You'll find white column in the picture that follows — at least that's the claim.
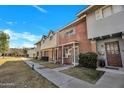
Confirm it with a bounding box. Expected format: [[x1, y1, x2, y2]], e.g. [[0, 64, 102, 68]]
[[62, 46, 64, 64], [73, 43, 76, 66]]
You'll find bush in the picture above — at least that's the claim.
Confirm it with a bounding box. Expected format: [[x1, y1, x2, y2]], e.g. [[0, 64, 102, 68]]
[[41, 56, 49, 61], [79, 52, 98, 68]]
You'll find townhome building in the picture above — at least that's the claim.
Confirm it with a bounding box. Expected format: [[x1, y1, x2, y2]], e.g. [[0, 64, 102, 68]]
[[77, 5, 124, 68], [27, 47, 36, 58], [57, 16, 92, 66], [40, 31, 58, 62], [34, 35, 47, 59], [34, 40, 42, 59]]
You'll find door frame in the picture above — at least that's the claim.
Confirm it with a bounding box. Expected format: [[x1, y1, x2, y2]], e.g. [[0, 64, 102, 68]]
[[105, 40, 122, 67]]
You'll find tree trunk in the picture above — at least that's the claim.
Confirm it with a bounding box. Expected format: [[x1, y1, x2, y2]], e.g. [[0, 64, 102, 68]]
[[2, 53, 4, 58]]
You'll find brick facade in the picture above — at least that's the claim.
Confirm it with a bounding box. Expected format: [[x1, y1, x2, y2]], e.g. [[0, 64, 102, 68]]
[[57, 18, 92, 64]]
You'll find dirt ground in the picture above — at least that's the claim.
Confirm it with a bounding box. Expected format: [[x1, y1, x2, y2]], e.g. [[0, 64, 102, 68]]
[[0, 60, 57, 88]]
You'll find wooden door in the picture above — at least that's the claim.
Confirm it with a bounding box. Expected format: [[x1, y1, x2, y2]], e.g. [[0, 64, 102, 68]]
[[105, 41, 122, 67]]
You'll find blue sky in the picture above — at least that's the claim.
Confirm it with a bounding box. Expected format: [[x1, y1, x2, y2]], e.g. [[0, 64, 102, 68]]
[[0, 5, 87, 48]]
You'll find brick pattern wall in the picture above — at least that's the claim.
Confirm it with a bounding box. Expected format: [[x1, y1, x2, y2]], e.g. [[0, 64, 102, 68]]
[[58, 19, 92, 54]]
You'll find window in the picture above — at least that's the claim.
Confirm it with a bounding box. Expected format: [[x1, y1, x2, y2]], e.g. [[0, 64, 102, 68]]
[[63, 47, 72, 58], [44, 51, 48, 56], [66, 29, 75, 36], [49, 36, 53, 40], [95, 6, 123, 20], [95, 9, 103, 20], [103, 6, 112, 18], [43, 40, 45, 43]]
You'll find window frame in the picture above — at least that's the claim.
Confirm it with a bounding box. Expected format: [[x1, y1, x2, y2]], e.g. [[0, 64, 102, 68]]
[[65, 28, 76, 36], [102, 5, 113, 18]]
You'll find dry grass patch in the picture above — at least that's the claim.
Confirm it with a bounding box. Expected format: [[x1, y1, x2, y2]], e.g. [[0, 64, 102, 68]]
[[0, 61, 57, 88], [42, 63, 63, 69], [30, 59, 63, 69], [61, 67, 104, 84], [0, 57, 23, 65], [29, 59, 48, 64]]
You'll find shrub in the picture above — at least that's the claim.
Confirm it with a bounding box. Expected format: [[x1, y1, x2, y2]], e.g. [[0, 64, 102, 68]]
[[41, 56, 49, 61], [79, 52, 98, 68]]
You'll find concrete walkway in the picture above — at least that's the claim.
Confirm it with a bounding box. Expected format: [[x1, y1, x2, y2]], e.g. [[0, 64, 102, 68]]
[[22, 58, 124, 88], [52, 65, 73, 71], [23, 59, 93, 88], [95, 72, 124, 88]]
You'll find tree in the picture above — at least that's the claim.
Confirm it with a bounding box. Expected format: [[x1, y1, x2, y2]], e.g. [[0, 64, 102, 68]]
[[0, 31, 10, 58], [12, 50, 18, 56], [22, 48, 28, 57]]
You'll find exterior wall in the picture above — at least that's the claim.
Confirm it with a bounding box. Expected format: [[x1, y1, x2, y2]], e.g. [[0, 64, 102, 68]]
[[41, 33, 57, 50], [58, 20, 91, 53], [86, 5, 124, 39], [91, 41, 97, 52], [42, 48, 57, 62], [35, 42, 41, 59], [27, 48, 36, 58], [40, 32, 57, 61], [96, 37, 124, 67], [58, 19, 92, 64]]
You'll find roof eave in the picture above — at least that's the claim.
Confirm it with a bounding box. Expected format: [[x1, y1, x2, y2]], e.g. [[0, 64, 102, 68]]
[[76, 5, 94, 17]]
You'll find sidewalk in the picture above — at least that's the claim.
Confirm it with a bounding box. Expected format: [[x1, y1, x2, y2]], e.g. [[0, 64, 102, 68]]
[[23, 59, 93, 88], [22, 58, 124, 88], [95, 72, 124, 88], [52, 65, 73, 71]]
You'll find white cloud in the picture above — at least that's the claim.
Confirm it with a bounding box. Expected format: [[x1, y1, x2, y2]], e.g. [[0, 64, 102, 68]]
[[32, 5, 47, 13], [3, 29, 41, 48], [4, 29, 41, 42], [21, 42, 34, 48], [6, 21, 17, 25], [10, 42, 34, 48]]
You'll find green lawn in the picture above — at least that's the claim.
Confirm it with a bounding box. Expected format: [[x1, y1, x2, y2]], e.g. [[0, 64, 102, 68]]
[[61, 67, 104, 84]]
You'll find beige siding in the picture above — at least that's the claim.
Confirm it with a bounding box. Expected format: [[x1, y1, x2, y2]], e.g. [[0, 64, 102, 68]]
[[86, 5, 124, 39], [41, 33, 57, 50], [27, 48, 36, 58]]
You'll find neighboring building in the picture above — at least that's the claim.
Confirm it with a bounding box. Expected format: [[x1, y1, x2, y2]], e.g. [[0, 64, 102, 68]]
[[57, 16, 92, 66], [34, 35, 47, 59], [40, 31, 58, 62], [34, 40, 41, 59], [34, 39, 42, 59], [27, 47, 36, 58], [6, 48, 25, 56], [77, 5, 124, 68]]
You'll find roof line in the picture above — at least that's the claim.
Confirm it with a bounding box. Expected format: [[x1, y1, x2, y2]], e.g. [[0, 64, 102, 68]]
[[57, 14, 86, 32], [76, 5, 94, 17]]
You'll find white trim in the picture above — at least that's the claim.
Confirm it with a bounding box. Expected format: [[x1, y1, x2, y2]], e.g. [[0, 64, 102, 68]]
[[62, 46, 64, 64], [58, 41, 79, 47], [76, 5, 94, 17], [73, 43, 76, 66], [57, 15, 86, 32]]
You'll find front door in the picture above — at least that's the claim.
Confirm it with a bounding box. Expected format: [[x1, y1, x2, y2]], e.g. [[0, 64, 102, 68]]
[[105, 41, 122, 67]]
